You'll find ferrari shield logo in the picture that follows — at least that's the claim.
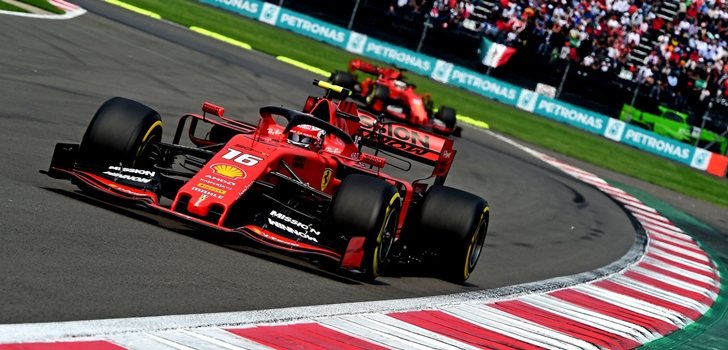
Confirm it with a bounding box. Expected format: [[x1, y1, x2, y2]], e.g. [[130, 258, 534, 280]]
[[321, 168, 333, 191]]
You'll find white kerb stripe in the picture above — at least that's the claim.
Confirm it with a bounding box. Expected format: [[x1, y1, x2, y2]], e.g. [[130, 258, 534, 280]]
[[612, 276, 710, 313], [650, 248, 715, 271], [648, 231, 701, 250], [446, 304, 600, 350], [643, 257, 720, 285], [332, 314, 479, 350], [180, 329, 272, 350], [632, 267, 717, 299], [625, 206, 670, 222], [651, 241, 710, 262], [319, 317, 452, 350], [635, 214, 684, 233], [577, 284, 690, 327], [523, 295, 655, 342], [645, 226, 695, 243], [623, 203, 659, 214], [107, 332, 191, 350]]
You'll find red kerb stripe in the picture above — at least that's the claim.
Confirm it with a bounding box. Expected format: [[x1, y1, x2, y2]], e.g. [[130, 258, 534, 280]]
[[227, 323, 388, 350], [639, 262, 719, 294], [595, 280, 702, 320], [646, 252, 718, 279], [623, 271, 714, 306], [490, 300, 641, 349], [389, 310, 544, 350], [549, 289, 677, 335]]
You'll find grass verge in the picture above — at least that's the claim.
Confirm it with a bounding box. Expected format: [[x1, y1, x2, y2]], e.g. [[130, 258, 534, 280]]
[[17, 0, 64, 14], [0, 1, 28, 12], [120, 0, 728, 207]]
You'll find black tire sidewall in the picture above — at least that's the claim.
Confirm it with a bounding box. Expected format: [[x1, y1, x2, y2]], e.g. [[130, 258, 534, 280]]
[[329, 174, 400, 279], [436, 106, 457, 129], [330, 71, 356, 90], [79, 97, 162, 166]]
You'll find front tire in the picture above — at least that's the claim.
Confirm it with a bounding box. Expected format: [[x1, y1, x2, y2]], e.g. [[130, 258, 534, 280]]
[[329, 174, 401, 281], [79, 97, 162, 166], [435, 106, 457, 130], [419, 186, 489, 283], [329, 71, 356, 90]]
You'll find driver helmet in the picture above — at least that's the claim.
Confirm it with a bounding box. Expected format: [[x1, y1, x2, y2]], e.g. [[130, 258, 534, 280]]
[[287, 125, 324, 150]]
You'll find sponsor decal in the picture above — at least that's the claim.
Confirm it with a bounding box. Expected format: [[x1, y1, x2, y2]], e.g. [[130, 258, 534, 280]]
[[364, 41, 431, 72], [210, 163, 246, 179], [258, 2, 280, 25], [103, 166, 155, 184], [622, 129, 691, 159], [604, 118, 626, 142], [449, 68, 517, 101], [536, 100, 605, 131], [191, 186, 224, 199], [107, 183, 149, 196], [691, 148, 711, 170], [221, 148, 263, 166], [267, 210, 320, 242], [346, 31, 367, 54], [203, 174, 236, 187], [431, 60, 454, 83], [360, 118, 432, 155], [197, 183, 226, 195], [516, 89, 538, 112], [203, 0, 259, 16], [278, 13, 346, 43], [321, 168, 333, 191]]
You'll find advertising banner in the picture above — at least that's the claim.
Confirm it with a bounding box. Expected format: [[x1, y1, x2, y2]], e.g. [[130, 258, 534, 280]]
[[199, 0, 727, 177], [200, 0, 263, 18]]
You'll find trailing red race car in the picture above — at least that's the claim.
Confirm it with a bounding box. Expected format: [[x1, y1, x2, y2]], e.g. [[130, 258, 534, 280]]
[[43, 81, 488, 282], [330, 59, 461, 136]]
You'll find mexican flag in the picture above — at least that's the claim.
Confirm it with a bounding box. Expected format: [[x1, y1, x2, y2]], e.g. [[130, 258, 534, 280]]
[[480, 37, 516, 68]]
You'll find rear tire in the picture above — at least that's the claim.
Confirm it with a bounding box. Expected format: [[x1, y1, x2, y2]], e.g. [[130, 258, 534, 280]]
[[435, 106, 457, 130], [366, 84, 390, 105], [329, 174, 401, 281], [79, 97, 162, 167], [329, 71, 356, 90], [419, 186, 489, 283]]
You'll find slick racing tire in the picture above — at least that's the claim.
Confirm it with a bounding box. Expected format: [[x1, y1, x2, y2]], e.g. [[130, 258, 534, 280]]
[[419, 186, 489, 283], [435, 106, 457, 130], [329, 174, 401, 281], [366, 84, 390, 105], [79, 97, 162, 167], [329, 71, 356, 90]]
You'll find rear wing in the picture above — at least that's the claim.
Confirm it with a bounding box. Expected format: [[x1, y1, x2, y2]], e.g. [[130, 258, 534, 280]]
[[357, 113, 455, 178]]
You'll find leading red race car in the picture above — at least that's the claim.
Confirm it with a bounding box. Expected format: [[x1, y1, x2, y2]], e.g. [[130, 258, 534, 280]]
[[330, 59, 461, 136], [44, 81, 488, 282]]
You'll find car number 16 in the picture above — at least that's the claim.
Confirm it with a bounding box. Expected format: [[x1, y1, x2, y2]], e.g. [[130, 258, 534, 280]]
[[222, 149, 263, 166]]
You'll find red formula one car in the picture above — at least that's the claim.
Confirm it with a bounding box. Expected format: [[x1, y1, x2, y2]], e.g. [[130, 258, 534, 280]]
[[330, 59, 461, 136], [43, 81, 488, 282]]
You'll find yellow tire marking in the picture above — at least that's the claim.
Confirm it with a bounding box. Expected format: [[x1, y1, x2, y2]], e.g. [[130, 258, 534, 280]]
[[106, 0, 161, 19], [372, 192, 401, 277], [276, 56, 330, 77], [142, 120, 163, 143], [463, 206, 489, 279], [189, 26, 252, 50]]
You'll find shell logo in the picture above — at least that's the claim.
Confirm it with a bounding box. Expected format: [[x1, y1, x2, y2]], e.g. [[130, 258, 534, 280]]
[[211, 163, 245, 179]]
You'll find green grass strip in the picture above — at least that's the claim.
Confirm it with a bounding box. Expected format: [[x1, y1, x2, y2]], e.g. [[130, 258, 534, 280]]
[[0, 2, 28, 12], [115, 0, 728, 208], [106, 0, 160, 19], [15, 0, 63, 14]]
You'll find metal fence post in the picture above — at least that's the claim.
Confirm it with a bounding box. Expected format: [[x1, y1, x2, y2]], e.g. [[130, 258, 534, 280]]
[[416, 19, 432, 52], [555, 60, 571, 99], [348, 0, 361, 30]]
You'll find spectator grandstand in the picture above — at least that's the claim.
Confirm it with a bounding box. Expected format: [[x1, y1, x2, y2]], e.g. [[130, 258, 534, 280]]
[[278, 0, 727, 133]]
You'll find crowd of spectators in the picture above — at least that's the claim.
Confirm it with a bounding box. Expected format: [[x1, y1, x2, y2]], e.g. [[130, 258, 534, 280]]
[[389, 0, 728, 108]]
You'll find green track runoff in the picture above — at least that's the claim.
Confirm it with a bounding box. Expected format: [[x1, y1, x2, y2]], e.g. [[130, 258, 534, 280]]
[[118, 0, 728, 208]]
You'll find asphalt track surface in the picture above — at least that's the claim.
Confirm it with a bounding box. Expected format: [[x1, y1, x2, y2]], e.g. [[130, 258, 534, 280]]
[[0, 2, 637, 323]]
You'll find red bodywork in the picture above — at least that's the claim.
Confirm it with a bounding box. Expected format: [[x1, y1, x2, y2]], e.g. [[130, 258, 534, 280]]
[[46, 92, 456, 273], [347, 59, 454, 135]]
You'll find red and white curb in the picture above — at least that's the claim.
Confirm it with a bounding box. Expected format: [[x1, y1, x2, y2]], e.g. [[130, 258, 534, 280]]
[[0, 0, 85, 19], [0, 132, 721, 349]]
